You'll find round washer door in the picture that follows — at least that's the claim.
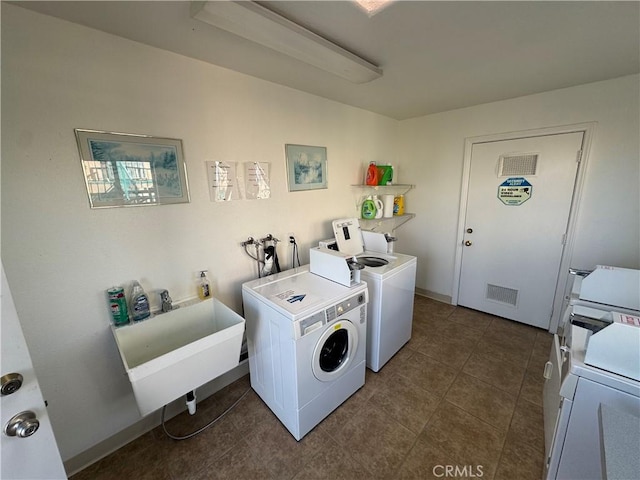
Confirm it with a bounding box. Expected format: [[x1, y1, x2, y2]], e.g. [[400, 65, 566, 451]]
[[312, 320, 359, 382]]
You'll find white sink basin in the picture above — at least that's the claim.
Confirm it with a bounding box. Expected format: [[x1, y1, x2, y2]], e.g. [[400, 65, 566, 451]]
[[111, 297, 245, 416]]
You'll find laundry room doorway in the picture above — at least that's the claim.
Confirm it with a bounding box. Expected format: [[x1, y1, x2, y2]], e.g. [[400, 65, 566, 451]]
[[453, 125, 593, 331]]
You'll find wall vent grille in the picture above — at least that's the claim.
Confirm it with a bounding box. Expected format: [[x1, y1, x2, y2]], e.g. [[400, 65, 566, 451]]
[[486, 284, 519, 307], [499, 154, 538, 176]]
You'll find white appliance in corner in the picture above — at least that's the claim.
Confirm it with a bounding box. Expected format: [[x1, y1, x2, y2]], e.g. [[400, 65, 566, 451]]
[[322, 219, 417, 372], [543, 266, 640, 480]]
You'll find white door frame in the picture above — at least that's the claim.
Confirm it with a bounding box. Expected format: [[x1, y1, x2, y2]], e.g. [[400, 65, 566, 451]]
[[451, 122, 596, 333]]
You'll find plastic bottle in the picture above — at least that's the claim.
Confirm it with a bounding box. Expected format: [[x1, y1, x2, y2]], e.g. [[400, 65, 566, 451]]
[[365, 162, 379, 186], [361, 196, 377, 219], [393, 194, 405, 216], [129, 280, 151, 322], [198, 271, 211, 300], [378, 165, 393, 185], [107, 287, 129, 326], [373, 195, 384, 219]]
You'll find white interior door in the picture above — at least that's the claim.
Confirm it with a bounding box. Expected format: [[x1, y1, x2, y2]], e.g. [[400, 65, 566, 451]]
[[1, 264, 67, 479], [457, 132, 584, 329]]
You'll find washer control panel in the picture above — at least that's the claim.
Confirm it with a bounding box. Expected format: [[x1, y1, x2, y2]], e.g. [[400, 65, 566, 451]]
[[333, 293, 366, 317], [297, 292, 367, 339]]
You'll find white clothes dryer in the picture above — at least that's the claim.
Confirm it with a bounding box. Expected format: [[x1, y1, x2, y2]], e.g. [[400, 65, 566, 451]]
[[325, 218, 417, 372], [242, 265, 368, 441]]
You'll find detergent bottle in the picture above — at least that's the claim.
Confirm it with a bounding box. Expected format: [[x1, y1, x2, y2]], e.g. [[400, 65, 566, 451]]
[[393, 194, 405, 216], [365, 162, 379, 186], [361, 196, 377, 219], [373, 195, 384, 219]]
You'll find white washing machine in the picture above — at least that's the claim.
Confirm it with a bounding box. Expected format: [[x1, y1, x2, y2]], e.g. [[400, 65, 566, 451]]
[[242, 265, 368, 441], [317, 218, 417, 372]]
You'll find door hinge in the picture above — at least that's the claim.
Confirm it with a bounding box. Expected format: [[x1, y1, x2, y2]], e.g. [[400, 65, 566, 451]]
[[576, 149, 583, 163], [561, 233, 567, 245]]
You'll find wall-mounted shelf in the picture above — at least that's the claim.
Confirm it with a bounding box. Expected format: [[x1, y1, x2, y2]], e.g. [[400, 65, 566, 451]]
[[360, 213, 416, 232], [351, 184, 414, 195], [351, 184, 415, 232]]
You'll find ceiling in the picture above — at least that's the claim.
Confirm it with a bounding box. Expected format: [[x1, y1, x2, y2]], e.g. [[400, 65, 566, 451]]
[[13, 1, 640, 120]]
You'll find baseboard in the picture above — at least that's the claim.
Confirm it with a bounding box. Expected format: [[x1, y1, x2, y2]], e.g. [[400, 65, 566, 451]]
[[415, 287, 452, 305], [64, 361, 249, 477]]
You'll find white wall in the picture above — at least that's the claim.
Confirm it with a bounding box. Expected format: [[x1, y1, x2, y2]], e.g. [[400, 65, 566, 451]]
[[1, 5, 399, 464], [397, 75, 640, 299]]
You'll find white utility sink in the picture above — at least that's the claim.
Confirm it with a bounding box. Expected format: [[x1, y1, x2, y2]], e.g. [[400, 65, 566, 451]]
[[111, 297, 245, 416]]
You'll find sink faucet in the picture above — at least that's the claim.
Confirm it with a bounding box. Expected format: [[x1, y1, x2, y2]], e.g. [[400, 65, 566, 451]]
[[160, 290, 173, 312]]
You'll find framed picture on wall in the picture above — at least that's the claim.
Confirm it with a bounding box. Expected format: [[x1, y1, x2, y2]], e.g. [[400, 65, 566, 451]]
[[75, 129, 190, 208], [285, 144, 328, 192]]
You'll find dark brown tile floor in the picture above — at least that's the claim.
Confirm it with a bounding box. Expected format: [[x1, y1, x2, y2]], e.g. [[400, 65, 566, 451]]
[[71, 296, 551, 480]]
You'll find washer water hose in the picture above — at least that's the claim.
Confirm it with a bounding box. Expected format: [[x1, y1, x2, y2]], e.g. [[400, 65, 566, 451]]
[[242, 234, 282, 278], [241, 237, 263, 277], [260, 234, 281, 277], [262, 244, 281, 276], [290, 235, 301, 268]]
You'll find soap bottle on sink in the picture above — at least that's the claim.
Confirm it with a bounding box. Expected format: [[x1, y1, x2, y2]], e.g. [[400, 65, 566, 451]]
[[198, 270, 211, 300]]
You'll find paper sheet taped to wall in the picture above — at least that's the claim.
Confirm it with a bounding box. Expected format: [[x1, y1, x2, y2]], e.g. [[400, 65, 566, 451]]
[[206, 161, 239, 201], [244, 162, 271, 200]]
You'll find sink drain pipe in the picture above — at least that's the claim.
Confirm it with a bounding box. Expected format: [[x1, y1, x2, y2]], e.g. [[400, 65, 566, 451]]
[[186, 391, 197, 415]]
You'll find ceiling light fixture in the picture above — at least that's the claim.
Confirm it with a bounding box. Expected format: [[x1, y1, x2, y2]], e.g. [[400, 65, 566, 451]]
[[190, 1, 383, 84], [354, 0, 396, 17]]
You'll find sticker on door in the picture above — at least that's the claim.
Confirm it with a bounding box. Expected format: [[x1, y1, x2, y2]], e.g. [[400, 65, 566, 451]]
[[497, 177, 532, 205]]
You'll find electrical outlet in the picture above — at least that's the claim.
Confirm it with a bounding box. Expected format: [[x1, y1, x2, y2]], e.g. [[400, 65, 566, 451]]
[[287, 232, 296, 244]]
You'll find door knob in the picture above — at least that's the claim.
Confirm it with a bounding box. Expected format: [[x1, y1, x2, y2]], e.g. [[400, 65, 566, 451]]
[[4, 411, 40, 438], [1, 373, 23, 396], [464, 240, 472, 246]]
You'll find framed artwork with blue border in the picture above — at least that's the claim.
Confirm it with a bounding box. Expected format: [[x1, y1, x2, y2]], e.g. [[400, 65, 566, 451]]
[[285, 144, 328, 192]]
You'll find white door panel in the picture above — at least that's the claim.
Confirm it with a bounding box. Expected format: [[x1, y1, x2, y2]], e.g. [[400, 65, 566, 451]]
[[458, 132, 583, 329], [1, 264, 67, 479]]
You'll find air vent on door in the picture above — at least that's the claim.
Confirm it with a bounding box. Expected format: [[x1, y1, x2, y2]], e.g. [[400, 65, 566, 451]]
[[486, 283, 518, 307], [499, 153, 538, 176]]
